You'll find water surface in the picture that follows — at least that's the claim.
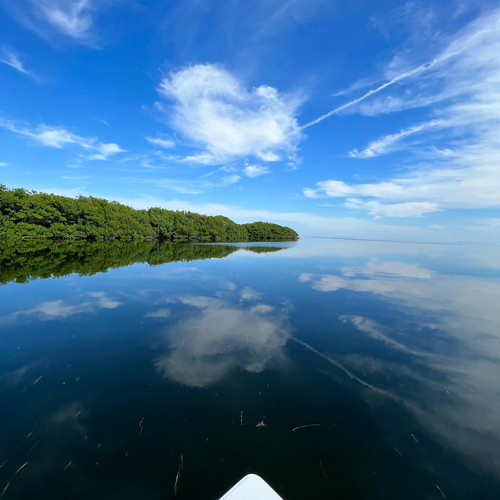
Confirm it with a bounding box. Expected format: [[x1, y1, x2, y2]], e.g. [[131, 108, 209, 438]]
[[1, 238, 500, 499]]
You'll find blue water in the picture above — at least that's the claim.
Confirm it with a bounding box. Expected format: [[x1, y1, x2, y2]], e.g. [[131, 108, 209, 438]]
[[1, 238, 499, 499]]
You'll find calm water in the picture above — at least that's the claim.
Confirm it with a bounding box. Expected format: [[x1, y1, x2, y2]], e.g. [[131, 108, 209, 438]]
[[1, 238, 500, 499]]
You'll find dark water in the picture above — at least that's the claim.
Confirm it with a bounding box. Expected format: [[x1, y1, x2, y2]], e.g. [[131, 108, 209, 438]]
[[1, 238, 500, 500]]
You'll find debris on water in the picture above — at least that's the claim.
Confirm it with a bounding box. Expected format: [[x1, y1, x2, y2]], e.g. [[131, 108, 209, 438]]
[[0, 481, 11, 499], [394, 447, 402, 456], [436, 485, 447, 499], [411, 434, 418, 444], [0, 461, 6, 469], [64, 461, 72, 471], [27, 442, 39, 455], [256, 421, 267, 427], [139, 417, 145, 434], [32, 376, 43, 385], [75, 410, 82, 417], [240, 411, 243, 426], [292, 424, 320, 432], [97, 444, 101, 449], [14, 462, 28, 475], [173, 455, 183, 496], [320, 460, 328, 479]]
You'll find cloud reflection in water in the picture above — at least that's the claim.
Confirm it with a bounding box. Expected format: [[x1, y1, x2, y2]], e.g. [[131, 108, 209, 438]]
[[300, 261, 500, 475], [155, 294, 291, 387]]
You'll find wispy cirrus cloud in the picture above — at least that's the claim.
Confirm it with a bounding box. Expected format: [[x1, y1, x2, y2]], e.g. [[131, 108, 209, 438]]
[[145, 136, 175, 149], [4, 0, 115, 45], [156, 64, 303, 166], [303, 7, 500, 217], [348, 119, 446, 158], [344, 199, 439, 218], [128, 174, 241, 195], [0, 46, 31, 76], [0, 118, 124, 160]]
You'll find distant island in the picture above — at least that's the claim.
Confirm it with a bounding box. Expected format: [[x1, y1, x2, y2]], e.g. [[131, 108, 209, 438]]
[[0, 185, 298, 242]]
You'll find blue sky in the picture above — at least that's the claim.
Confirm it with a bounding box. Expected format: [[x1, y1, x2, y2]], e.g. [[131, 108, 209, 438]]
[[1, 0, 499, 241]]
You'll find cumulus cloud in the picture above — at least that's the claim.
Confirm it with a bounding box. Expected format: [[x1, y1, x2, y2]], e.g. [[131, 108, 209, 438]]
[[244, 164, 270, 178], [0, 118, 124, 160], [157, 64, 303, 165]]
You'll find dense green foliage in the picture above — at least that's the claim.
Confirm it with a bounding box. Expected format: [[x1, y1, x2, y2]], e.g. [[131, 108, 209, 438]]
[[0, 186, 298, 242], [0, 240, 289, 285]]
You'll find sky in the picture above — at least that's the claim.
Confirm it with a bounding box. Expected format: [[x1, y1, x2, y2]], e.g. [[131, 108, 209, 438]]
[[0, 0, 499, 242]]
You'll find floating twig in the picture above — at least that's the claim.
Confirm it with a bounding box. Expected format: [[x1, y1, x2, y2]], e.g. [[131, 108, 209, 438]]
[[292, 424, 320, 432], [64, 461, 72, 471], [75, 410, 82, 418], [15, 462, 28, 475], [32, 376, 43, 385], [256, 421, 267, 428], [411, 434, 418, 444], [394, 447, 402, 456], [27, 442, 39, 456], [173, 455, 183, 496], [319, 460, 328, 479], [436, 485, 446, 499], [0, 481, 11, 499], [0, 461, 6, 469], [240, 411, 243, 426]]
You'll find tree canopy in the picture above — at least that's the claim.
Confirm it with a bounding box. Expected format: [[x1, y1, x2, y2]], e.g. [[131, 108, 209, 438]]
[[0, 186, 299, 242]]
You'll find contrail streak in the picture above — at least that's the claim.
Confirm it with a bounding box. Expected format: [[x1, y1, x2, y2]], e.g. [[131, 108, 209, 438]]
[[300, 50, 459, 130]]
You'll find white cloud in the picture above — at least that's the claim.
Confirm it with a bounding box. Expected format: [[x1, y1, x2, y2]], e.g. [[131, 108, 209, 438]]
[[157, 64, 303, 165], [87, 142, 125, 161], [146, 136, 175, 149], [39, 0, 93, 39], [344, 199, 439, 217], [0, 119, 124, 160], [6, 0, 95, 42], [348, 120, 445, 158], [256, 151, 281, 162], [303, 8, 500, 217], [244, 164, 270, 178], [0, 162, 8, 167], [129, 174, 241, 195], [0, 46, 30, 75]]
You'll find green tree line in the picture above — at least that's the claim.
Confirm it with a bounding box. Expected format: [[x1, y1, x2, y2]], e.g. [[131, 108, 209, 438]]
[[0, 240, 289, 285], [0, 186, 299, 242]]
